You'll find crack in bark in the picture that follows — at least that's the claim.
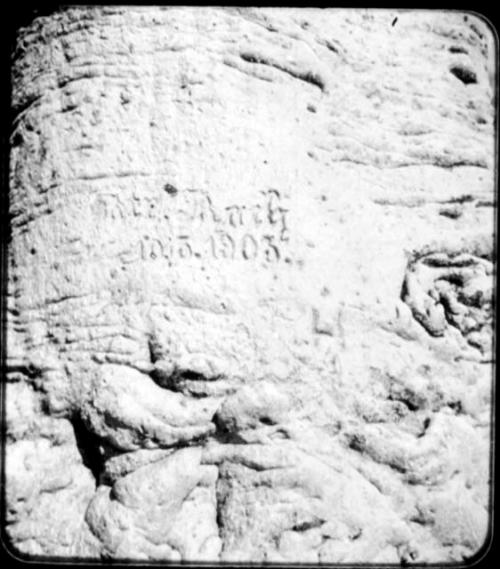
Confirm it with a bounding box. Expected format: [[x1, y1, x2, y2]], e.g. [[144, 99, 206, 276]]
[[239, 51, 326, 91], [70, 413, 107, 487]]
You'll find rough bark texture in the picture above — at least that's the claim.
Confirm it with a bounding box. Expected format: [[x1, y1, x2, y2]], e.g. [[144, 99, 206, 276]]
[[5, 7, 495, 563]]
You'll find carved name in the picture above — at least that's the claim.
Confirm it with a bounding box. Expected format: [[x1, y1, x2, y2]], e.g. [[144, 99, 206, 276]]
[[94, 188, 291, 264]]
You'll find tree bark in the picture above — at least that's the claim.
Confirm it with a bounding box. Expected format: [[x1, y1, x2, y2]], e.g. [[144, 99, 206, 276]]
[[5, 6, 495, 563]]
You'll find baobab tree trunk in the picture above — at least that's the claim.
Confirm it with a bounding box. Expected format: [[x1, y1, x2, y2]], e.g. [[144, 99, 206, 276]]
[[5, 6, 495, 563]]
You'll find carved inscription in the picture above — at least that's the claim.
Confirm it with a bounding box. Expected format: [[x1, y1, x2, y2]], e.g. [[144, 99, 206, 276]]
[[138, 232, 283, 263], [95, 189, 291, 264]]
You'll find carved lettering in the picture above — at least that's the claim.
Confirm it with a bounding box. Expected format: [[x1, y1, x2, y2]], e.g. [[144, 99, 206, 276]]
[[263, 234, 280, 262], [226, 205, 246, 227], [97, 187, 291, 264], [242, 234, 258, 260], [94, 194, 125, 219], [149, 238, 165, 260], [177, 235, 193, 259]]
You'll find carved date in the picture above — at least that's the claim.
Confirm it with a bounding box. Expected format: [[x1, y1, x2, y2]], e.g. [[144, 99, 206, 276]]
[[139, 232, 285, 263]]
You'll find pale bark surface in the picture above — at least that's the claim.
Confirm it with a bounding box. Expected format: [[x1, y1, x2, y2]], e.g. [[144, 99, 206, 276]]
[[5, 7, 495, 563]]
